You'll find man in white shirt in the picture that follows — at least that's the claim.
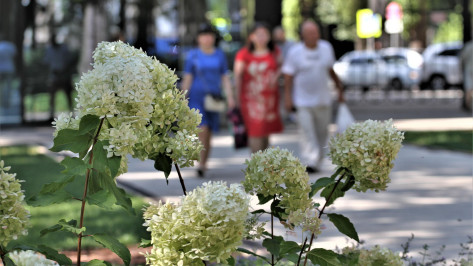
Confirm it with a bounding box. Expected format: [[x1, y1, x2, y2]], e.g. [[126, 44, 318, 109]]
[[282, 20, 344, 173]]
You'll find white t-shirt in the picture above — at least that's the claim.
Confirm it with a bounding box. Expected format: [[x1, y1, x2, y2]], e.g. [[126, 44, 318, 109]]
[[281, 40, 335, 107]]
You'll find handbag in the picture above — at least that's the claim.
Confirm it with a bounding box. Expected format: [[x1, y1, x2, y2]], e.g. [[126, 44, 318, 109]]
[[336, 103, 355, 134], [204, 94, 226, 113], [227, 108, 248, 149]]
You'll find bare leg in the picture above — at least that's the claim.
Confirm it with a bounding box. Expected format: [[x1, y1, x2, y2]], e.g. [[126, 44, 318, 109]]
[[198, 126, 212, 171], [249, 136, 269, 153]]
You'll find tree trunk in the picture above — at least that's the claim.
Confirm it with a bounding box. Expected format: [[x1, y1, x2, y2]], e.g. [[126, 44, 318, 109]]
[[134, 0, 154, 52], [178, 0, 207, 47], [79, 0, 109, 74], [463, 0, 472, 43], [254, 0, 282, 29]]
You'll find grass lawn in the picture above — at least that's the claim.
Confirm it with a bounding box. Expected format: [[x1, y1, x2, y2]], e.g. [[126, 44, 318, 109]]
[[0, 146, 150, 251], [403, 130, 472, 154]]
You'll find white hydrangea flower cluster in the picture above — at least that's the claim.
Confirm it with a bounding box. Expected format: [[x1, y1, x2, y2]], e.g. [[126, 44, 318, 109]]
[[342, 245, 403, 266], [243, 148, 312, 224], [286, 208, 322, 235], [143, 181, 250, 265], [0, 161, 30, 247], [53, 41, 202, 167], [8, 250, 58, 266], [329, 119, 404, 192], [52, 112, 79, 137]]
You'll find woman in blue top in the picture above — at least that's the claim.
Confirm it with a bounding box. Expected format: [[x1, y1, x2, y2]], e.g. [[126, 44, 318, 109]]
[[181, 24, 235, 177]]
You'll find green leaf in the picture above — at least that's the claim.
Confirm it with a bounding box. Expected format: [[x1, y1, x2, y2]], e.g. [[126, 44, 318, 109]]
[[3, 255, 15, 266], [331, 167, 345, 179], [251, 209, 268, 214], [139, 239, 152, 248], [61, 157, 88, 176], [320, 182, 345, 207], [92, 140, 121, 177], [28, 190, 73, 206], [87, 190, 115, 210], [92, 234, 131, 266], [50, 114, 101, 157], [341, 175, 355, 192], [39, 175, 75, 194], [50, 128, 92, 154], [327, 213, 359, 242], [226, 256, 236, 266], [306, 248, 341, 266], [108, 155, 121, 178], [257, 193, 274, 205], [77, 114, 101, 135], [86, 259, 113, 266], [36, 245, 73, 266], [237, 248, 270, 263], [263, 237, 282, 258], [40, 219, 85, 237], [88, 169, 134, 214], [270, 199, 286, 221], [286, 253, 301, 264], [310, 177, 336, 198], [153, 153, 173, 182], [280, 241, 301, 256]]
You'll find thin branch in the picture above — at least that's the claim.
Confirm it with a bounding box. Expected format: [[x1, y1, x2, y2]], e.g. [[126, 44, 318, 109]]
[[297, 238, 308, 265], [77, 117, 105, 265], [174, 163, 187, 196], [302, 173, 345, 266]]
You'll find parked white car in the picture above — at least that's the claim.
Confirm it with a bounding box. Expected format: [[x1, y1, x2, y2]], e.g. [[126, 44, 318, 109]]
[[421, 41, 463, 90], [378, 47, 423, 90], [333, 50, 388, 91], [333, 48, 423, 91]]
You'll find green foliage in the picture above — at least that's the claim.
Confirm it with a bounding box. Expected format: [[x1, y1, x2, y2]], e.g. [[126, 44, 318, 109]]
[[86, 260, 112, 266], [1, 146, 149, 250], [237, 248, 270, 263], [306, 248, 341, 266], [91, 234, 131, 266], [434, 10, 463, 43], [404, 130, 472, 154], [263, 236, 284, 258], [310, 177, 335, 198], [50, 114, 100, 157], [282, 0, 302, 40], [152, 153, 173, 182], [40, 219, 85, 237], [327, 213, 359, 242], [316, 0, 367, 40]]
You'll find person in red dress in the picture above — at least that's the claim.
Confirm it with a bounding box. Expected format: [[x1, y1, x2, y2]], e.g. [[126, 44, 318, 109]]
[[233, 23, 283, 153]]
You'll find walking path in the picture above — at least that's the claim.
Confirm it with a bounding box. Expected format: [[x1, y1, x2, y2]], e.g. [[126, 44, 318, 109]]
[[0, 117, 472, 261]]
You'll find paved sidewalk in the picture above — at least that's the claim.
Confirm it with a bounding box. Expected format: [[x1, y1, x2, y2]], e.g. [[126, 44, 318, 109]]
[[0, 118, 472, 261]]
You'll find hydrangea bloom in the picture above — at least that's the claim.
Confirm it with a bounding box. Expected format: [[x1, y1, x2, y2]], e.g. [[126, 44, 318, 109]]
[[342, 245, 403, 266], [53, 41, 202, 168], [243, 148, 312, 222], [0, 161, 30, 246], [143, 181, 250, 265], [8, 250, 58, 266], [286, 208, 322, 235], [52, 113, 79, 137], [329, 119, 404, 192]]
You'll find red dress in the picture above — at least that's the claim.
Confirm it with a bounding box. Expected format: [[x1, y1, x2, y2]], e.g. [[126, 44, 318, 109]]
[[235, 47, 283, 137]]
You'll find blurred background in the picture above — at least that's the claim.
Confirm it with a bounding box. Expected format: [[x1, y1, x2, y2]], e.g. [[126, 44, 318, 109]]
[[0, 0, 471, 124]]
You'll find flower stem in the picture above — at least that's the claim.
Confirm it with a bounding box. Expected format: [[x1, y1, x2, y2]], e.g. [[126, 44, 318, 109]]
[[297, 237, 308, 265], [300, 173, 345, 266], [174, 163, 187, 196], [77, 117, 105, 265]]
